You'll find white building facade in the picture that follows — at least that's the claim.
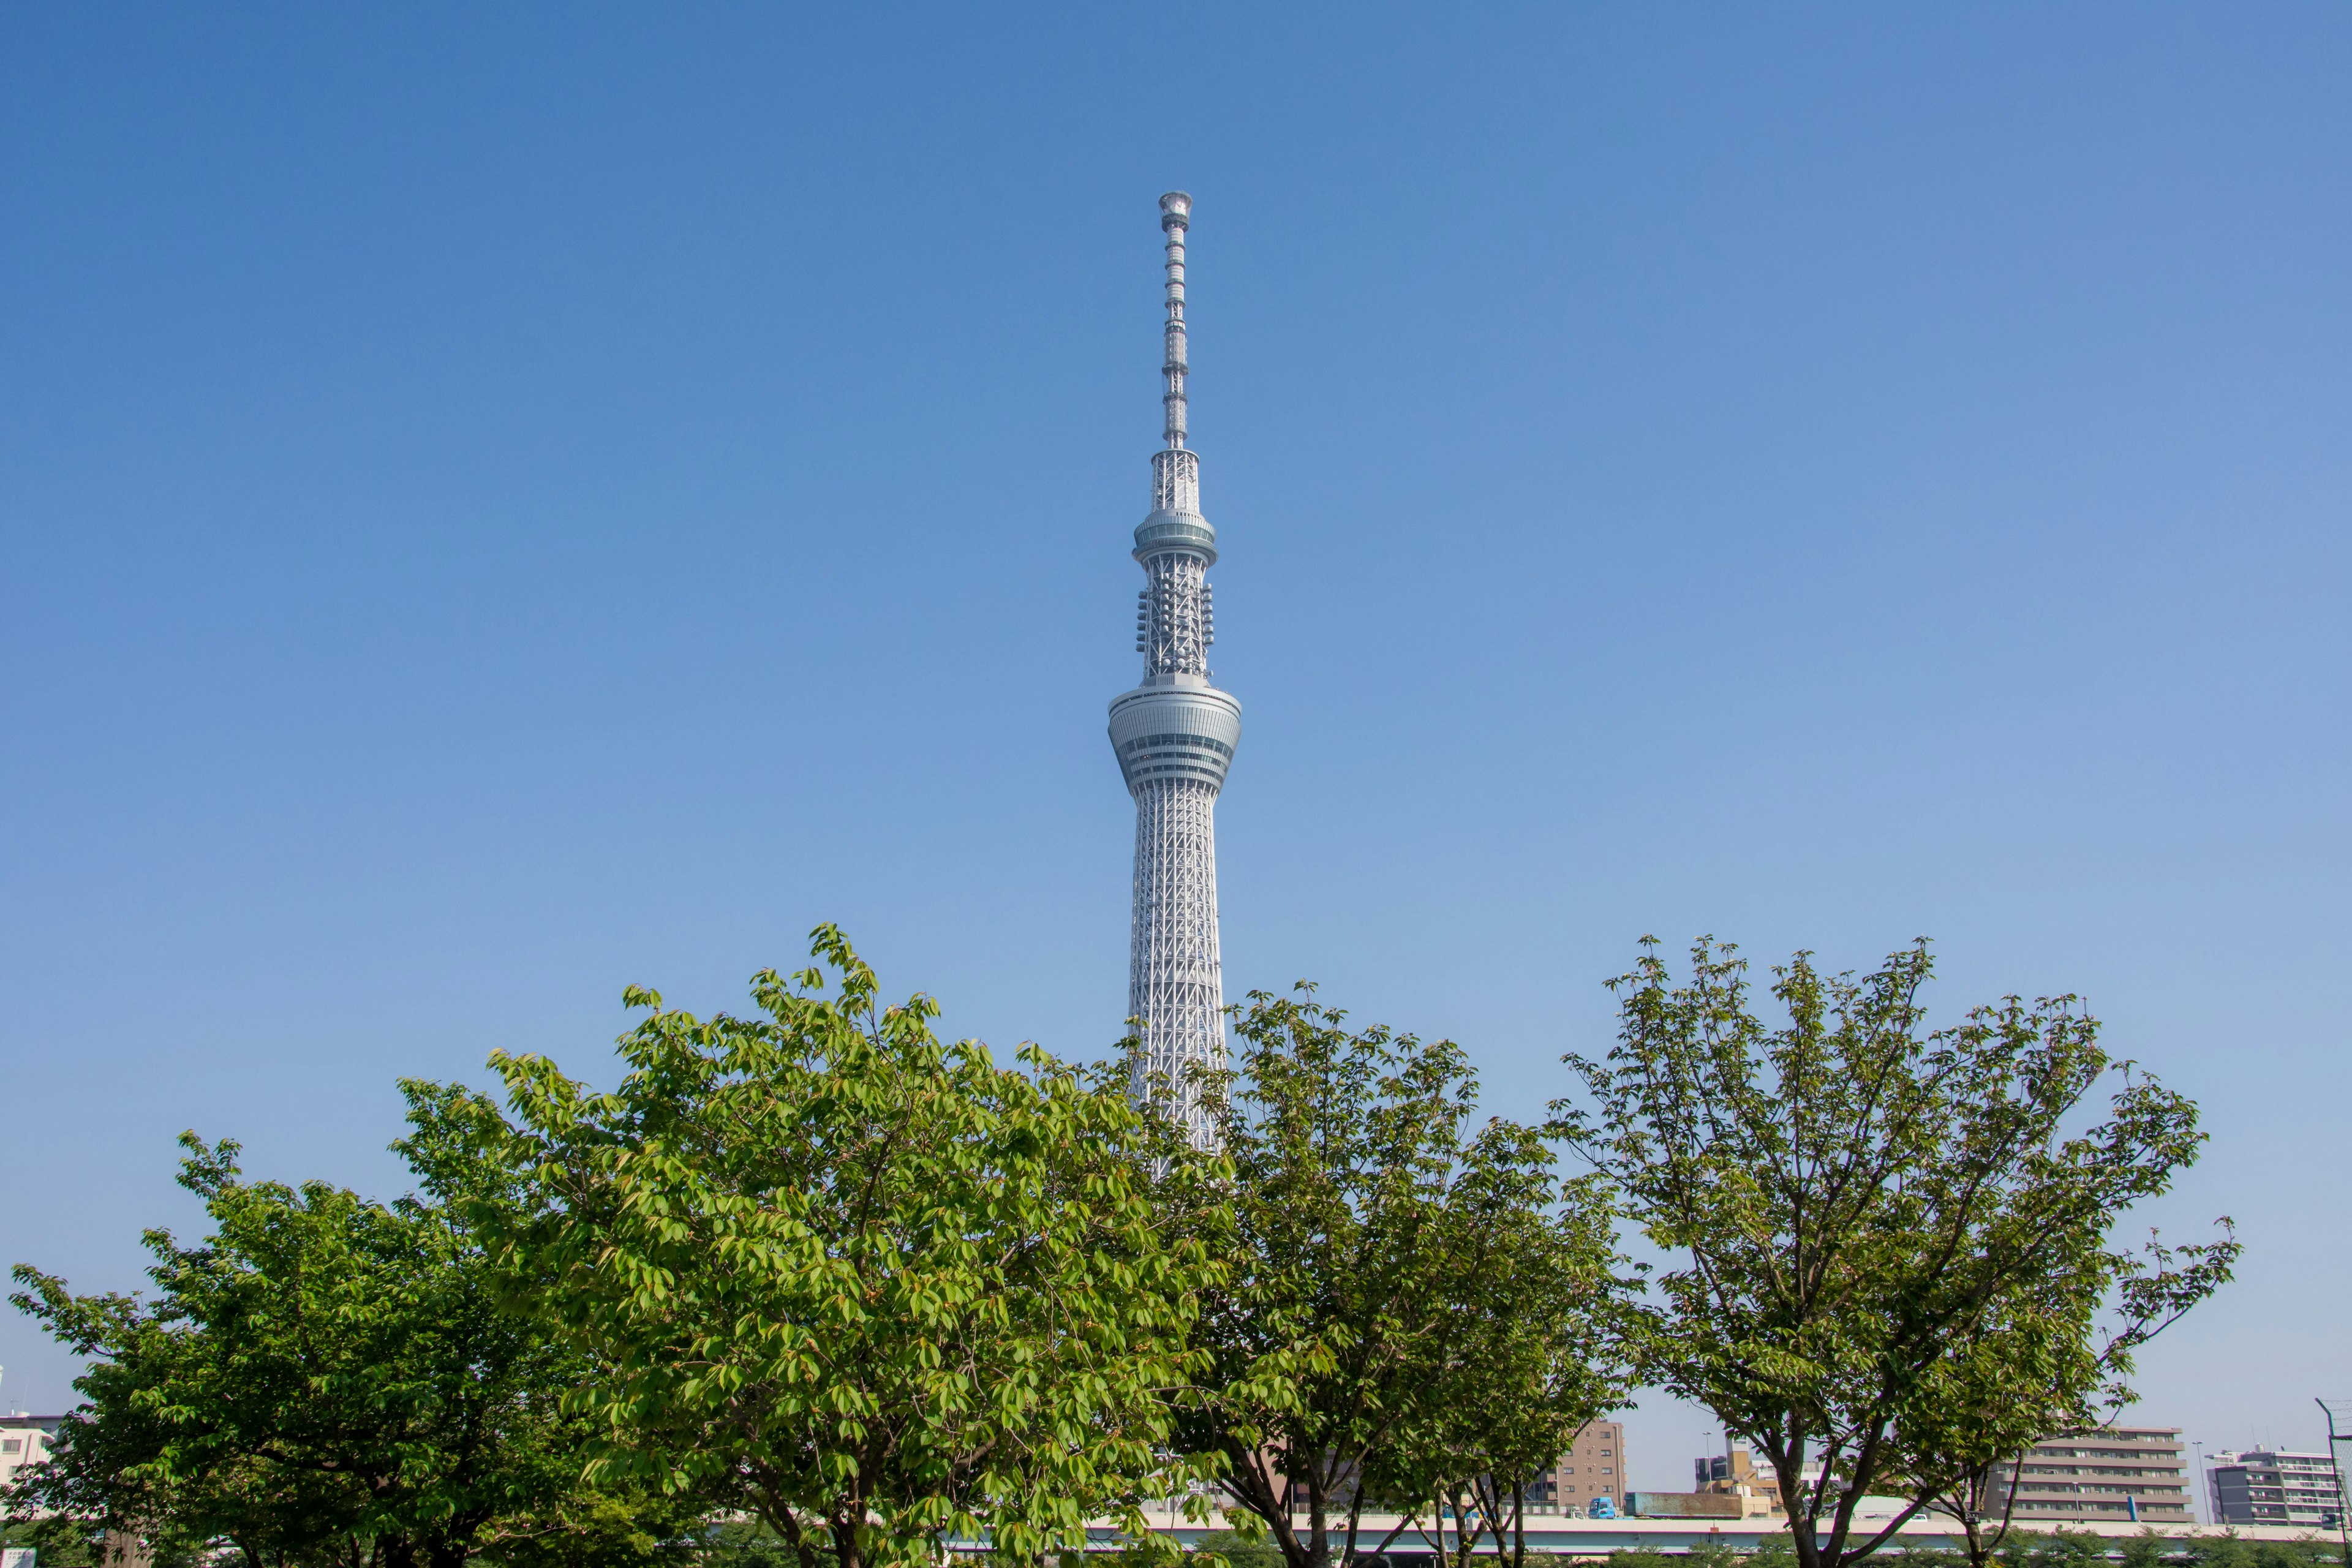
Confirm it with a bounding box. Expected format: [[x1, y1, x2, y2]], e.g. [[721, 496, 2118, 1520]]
[[0, 1416, 61, 1495], [2206, 1450, 2347, 1528]]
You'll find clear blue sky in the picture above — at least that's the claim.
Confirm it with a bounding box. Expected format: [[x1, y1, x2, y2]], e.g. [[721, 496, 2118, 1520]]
[[4, 4, 2346, 1497]]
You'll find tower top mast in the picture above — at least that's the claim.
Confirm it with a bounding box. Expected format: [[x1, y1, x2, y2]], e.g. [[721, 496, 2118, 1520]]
[[1137, 192, 1213, 565], [1160, 191, 1191, 451]]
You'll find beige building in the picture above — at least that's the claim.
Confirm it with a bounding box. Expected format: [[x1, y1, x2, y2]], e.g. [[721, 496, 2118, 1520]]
[[1528, 1419, 1629, 1517], [1695, 1446, 1789, 1517], [1986, 1427, 2193, 1524]]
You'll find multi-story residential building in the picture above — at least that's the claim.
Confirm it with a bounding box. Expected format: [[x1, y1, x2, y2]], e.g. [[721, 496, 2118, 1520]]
[[2206, 1450, 2346, 1527], [1986, 1427, 2193, 1523], [1526, 1420, 1629, 1517], [0, 1416, 62, 1491]]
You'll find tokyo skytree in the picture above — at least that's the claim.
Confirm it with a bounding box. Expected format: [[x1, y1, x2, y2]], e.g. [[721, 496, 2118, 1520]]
[[1109, 191, 1240, 1146]]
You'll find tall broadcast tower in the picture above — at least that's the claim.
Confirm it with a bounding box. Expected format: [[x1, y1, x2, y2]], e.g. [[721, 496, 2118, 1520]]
[[1109, 192, 1240, 1146]]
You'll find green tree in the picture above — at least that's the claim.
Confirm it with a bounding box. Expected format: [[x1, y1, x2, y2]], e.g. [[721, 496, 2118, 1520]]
[[1186, 1531, 1287, 1568], [2250, 1541, 2345, 1568], [1, 1509, 157, 1568], [1997, 1530, 2116, 1568], [1595, 1551, 1676, 1568], [1886, 1215, 2233, 1568], [1174, 986, 1629, 1568], [1554, 938, 2220, 1568], [1368, 1126, 1629, 1568], [9, 1089, 674, 1568], [2181, 1539, 2347, 1568], [0, 1285, 255, 1568], [2185, 1533, 2255, 1568], [481, 926, 1222, 1568]]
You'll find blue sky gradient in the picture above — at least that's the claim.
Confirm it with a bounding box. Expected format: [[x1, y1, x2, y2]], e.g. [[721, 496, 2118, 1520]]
[[4, 4, 2347, 1492]]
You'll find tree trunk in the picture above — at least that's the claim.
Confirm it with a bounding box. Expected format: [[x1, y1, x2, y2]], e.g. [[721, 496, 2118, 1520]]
[[1305, 1461, 1331, 1568], [1959, 1514, 1989, 1568], [1230, 1447, 1310, 1568], [765, 1502, 828, 1568], [829, 1510, 862, 1568], [1787, 1501, 1825, 1568], [1341, 1466, 1370, 1568], [1438, 1483, 1485, 1568]]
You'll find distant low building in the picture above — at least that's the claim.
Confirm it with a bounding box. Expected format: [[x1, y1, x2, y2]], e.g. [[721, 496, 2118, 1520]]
[[0, 1416, 64, 1491], [1526, 1420, 1628, 1518], [1629, 1490, 1745, 1520], [2206, 1450, 2346, 1528], [1693, 1447, 1787, 1517], [1986, 1427, 2193, 1524]]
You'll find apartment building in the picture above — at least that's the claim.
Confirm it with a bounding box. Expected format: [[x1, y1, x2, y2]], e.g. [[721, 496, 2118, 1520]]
[[1986, 1427, 2193, 1523], [1526, 1420, 1628, 1517], [2206, 1450, 2346, 1527], [0, 1416, 62, 1491]]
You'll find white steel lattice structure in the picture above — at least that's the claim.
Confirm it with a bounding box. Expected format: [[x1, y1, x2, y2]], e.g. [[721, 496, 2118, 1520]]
[[1109, 191, 1241, 1147]]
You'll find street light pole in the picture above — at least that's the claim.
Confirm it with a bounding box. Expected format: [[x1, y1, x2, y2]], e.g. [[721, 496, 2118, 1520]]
[[2315, 1400, 2352, 1568]]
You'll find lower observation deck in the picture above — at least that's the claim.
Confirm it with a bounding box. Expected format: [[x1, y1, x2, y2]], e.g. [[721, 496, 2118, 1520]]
[[1108, 676, 1242, 794]]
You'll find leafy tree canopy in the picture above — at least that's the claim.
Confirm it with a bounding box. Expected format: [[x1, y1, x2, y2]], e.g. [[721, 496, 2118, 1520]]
[[9, 1087, 676, 1568], [1174, 986, 1630, 1568], [481, 925, 1225, 1568], [1555, 938, 2228, 1568]]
